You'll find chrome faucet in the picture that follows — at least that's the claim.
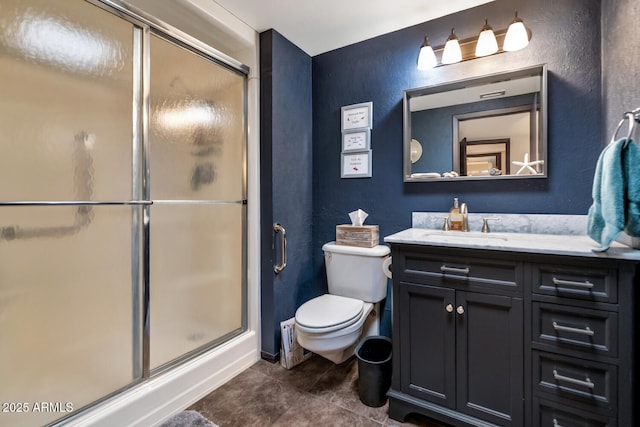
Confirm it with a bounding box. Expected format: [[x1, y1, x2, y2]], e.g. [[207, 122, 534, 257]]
[[460, 203, 469, 232], [481, 217, 501, 233], [439, 216, 450, 231]]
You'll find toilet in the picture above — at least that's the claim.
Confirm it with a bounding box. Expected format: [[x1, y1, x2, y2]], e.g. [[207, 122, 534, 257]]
[[295, 242, 392, 364]]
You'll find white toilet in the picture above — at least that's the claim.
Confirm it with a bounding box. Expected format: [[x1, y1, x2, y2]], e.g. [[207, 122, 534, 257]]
[[294, 242, 392, 364]]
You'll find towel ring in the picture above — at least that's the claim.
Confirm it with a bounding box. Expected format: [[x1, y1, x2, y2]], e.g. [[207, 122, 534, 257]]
[[610, 111, 637, 146]]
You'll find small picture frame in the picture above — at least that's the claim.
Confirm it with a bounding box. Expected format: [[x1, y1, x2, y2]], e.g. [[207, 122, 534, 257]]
[[341, 102, 373, 131], [342, 129, 370, 152], [341, 150, 372, 178]]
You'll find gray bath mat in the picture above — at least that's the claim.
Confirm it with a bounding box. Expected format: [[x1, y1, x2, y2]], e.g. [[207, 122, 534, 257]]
[[158, 410, 218, 427]]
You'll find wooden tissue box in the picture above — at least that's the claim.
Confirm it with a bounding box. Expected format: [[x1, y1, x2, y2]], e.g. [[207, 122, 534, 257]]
[[336, 225, 379, 248]]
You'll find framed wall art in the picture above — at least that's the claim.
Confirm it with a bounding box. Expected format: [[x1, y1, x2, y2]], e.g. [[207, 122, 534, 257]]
[[341, 150, 372, 178], [342, 129, 370, 152], [341, 102, 373, 131]]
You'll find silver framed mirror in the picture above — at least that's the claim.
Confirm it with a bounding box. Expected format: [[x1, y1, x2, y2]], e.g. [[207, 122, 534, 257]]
[[403, 64, 547, 182]]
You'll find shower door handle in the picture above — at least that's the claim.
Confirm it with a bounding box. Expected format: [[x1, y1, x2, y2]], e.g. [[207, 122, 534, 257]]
[[274, 223, 287, 274]]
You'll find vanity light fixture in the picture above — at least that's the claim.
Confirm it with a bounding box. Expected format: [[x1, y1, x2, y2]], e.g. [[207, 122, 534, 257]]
[[475, 19, 498, 57], [503, 11, 530, 52], [417, 36, 437, 70], [441, 28, 462, 64], [417, 12, 531, 70]]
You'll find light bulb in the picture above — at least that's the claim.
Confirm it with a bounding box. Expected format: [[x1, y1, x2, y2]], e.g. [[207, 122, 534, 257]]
[[441, 28, 462, 64], [417, 36, 437, 70], [503, 12, 530, 52], [475, 19, 498, 57]]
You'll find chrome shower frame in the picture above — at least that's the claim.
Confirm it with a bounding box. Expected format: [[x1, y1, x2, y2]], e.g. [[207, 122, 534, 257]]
[[0, 0, 249, 424]]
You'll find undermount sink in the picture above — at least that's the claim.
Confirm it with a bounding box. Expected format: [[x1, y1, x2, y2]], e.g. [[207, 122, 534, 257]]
[[421, 230, 509, 244]]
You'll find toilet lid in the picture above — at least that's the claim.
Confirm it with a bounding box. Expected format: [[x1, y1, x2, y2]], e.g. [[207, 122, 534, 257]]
[[295, 294, 364, 330]]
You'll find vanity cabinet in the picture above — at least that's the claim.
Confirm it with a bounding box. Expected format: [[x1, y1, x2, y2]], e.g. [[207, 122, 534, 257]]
[[387, 243, 638, 427], [530, 258, 636, 426], [398, 283, 523, 425], [390, 245, 525, 426]]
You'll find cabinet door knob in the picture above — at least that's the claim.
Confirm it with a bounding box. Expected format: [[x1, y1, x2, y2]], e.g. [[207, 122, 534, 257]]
[[445, 303, 454, 313], [456, 305, 464, 315]]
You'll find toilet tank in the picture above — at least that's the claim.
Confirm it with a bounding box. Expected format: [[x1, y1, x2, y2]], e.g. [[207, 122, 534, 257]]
[[322, 242, 391, 303]]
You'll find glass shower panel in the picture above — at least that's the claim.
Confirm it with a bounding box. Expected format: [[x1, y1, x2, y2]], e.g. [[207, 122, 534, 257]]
[[148, 32, 246, 370], [0, 0, 135, 202], [1, 1, 140, 426], [149, 203, 244, 369], [149, 34, 245, 202], [0, 205, 137, 427]]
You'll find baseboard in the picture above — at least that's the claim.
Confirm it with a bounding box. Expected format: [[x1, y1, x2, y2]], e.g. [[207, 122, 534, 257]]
[[260, 350, 279, 364], [67, 331, 259, 427]]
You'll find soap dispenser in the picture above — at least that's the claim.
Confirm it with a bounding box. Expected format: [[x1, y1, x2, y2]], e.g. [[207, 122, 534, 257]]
[[449, 198, 463, 231]]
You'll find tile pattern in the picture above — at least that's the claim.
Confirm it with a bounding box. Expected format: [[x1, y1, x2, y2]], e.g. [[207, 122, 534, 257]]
[[189, 355, 446, 427]]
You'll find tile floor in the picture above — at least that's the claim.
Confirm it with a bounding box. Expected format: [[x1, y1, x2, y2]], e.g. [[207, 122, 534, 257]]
[[188, 354, 446, 426]]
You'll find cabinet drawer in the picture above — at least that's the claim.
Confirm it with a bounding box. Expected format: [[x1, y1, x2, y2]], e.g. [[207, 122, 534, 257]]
[[534, 352, 617, 416], [534, 397, 615, 427], [399, 250, 521, 293], [532, 302, 617, 357], [533, 263, 617, 303]]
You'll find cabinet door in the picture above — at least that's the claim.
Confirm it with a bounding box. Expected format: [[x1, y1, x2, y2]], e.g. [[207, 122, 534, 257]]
[[399, 283, 456, 408], [456, 292, 524, 425]]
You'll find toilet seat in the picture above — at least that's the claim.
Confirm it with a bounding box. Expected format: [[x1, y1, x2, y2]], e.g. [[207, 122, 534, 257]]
[[295, 294, 364, 333]]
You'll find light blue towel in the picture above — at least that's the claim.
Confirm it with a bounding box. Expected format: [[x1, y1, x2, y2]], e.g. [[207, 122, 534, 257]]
[[587, 138, 640, 251]]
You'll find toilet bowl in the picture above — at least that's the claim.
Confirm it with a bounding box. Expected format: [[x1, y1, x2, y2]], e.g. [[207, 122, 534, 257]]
[[295, 294, 375, 364], [294, 242, 391, 364]]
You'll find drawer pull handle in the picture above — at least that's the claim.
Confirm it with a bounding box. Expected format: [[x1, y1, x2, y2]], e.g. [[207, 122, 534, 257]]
[[552, 418, 564, 427], [553, 369, 595, 389], [552, 321, 594, 336], [440, 265, 470, 275], [456, 305, 465, 315], [445, 304, 454, 313], [552, 277, 595, 289]]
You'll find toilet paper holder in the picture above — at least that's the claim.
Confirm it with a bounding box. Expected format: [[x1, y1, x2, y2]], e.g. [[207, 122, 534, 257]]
[[382, 256, 392, 279]]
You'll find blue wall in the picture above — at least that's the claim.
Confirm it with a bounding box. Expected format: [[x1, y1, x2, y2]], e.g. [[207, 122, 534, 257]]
[[602, 0, 640, 133], [311, 0, 602, 287], [260, 0, 618, 357], [260, 30, 314, 359]]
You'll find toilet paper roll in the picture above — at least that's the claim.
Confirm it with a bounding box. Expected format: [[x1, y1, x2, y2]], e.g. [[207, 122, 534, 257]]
[[382, 256, 392, 279]]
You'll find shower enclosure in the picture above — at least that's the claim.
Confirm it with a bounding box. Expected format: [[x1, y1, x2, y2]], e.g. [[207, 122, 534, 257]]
[[0, 1, 247, 426]]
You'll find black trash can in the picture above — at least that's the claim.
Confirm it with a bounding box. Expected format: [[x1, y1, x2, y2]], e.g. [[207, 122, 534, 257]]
[[355, 336, 392, 407]]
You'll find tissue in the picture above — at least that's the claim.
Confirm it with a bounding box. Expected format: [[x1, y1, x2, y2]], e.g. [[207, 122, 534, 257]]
[[336, 209, 379, 247], [349, 209, 368, 226]]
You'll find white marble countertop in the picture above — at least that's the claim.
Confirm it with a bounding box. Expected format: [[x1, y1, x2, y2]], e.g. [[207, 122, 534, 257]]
[[384, 228, 640, 261]]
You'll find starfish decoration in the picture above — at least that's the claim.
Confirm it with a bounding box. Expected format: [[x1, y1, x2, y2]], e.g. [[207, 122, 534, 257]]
[[512, 153, 544, 175]]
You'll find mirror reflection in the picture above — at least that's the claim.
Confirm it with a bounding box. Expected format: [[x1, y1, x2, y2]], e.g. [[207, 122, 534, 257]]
[[404, 65, 547, 181]]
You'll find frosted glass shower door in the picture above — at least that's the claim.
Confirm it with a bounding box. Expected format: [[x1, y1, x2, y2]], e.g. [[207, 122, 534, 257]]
[[0, 1, 141, 426], [148, 34, 246, 370]]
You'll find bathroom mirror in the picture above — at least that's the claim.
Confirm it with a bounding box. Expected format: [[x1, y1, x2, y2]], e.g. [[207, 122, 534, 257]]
[[403, 64, 547, 182]]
